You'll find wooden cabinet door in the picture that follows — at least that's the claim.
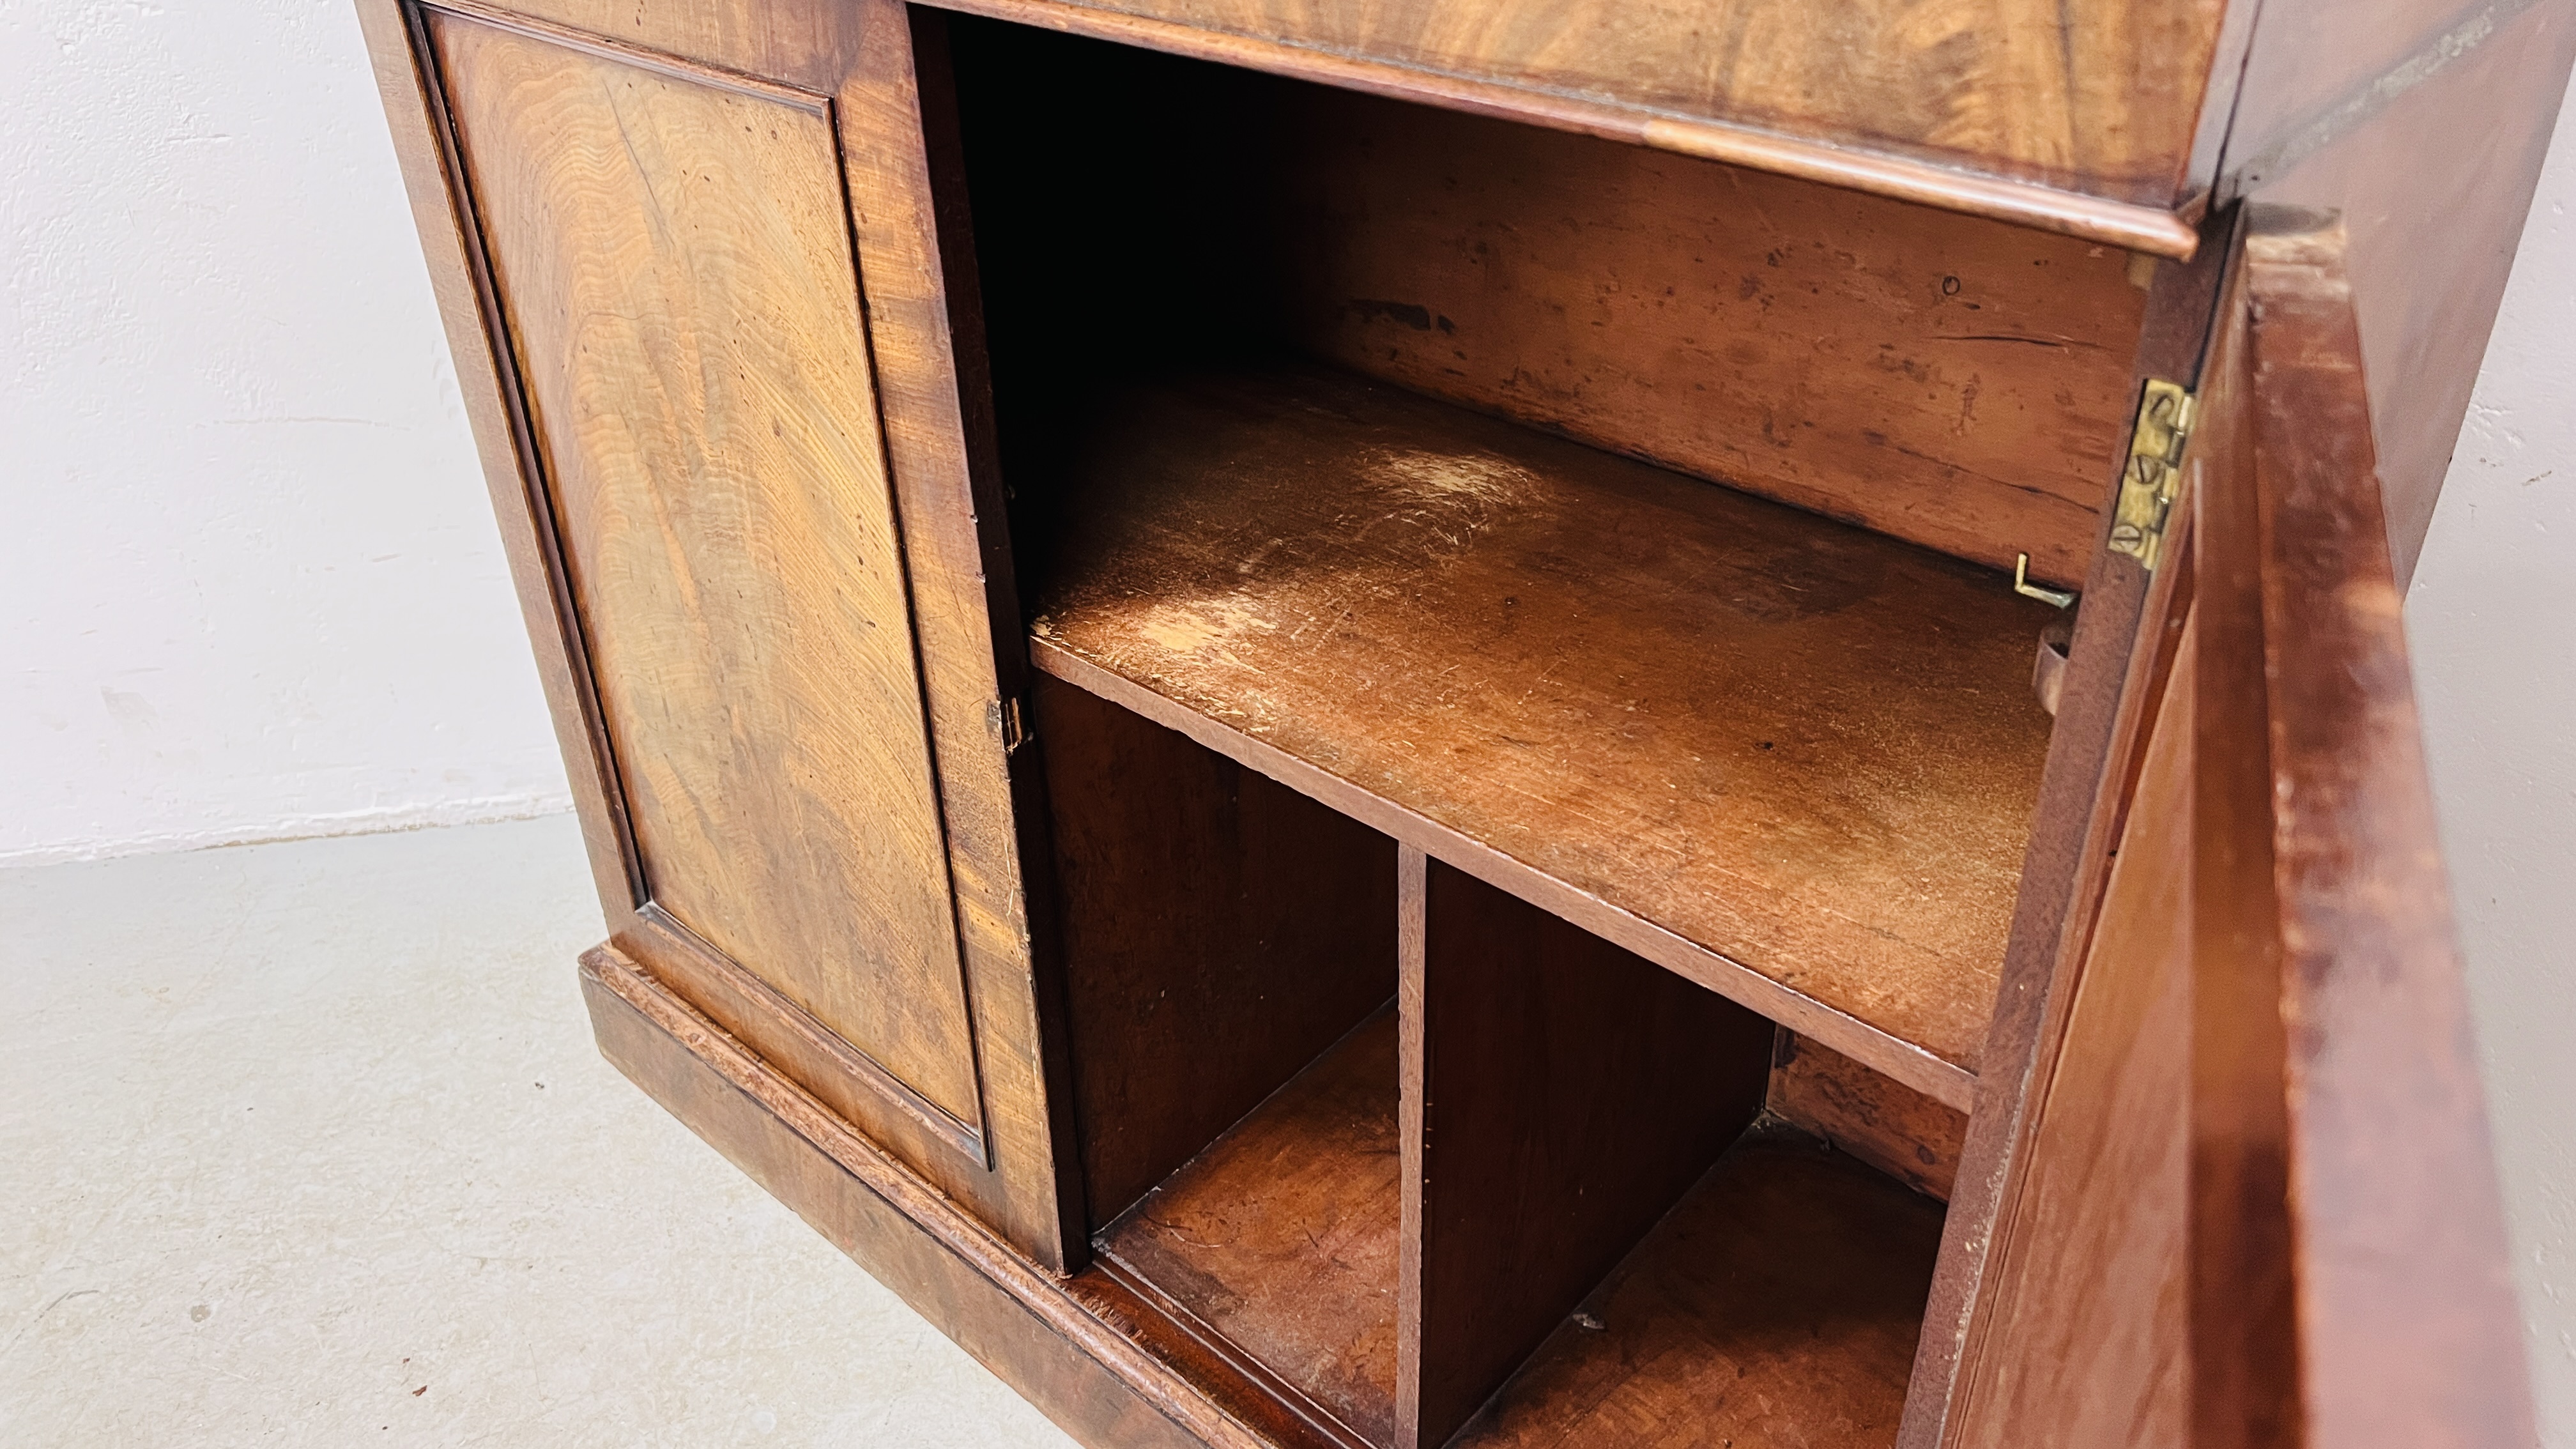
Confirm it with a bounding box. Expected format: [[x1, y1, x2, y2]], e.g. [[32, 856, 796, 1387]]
[[1915, 210, 2533, 1448], [357, 0, 1075, 1266]]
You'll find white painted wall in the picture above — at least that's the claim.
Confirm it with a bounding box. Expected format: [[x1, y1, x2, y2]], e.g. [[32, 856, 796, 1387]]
[[2, 0, 2572, 1436], [0, 1, 566, 866], [2409, 92, 2576, 1443]]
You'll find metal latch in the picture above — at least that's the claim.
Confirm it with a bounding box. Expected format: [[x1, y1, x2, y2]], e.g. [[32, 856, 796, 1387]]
[[2013, 553, 2076, 609], [2108, 378, 2196, 571]]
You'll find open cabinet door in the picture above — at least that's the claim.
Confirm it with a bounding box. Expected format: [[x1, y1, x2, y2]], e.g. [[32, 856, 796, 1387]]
[[1922, 210, 2533, 1449], [2235, 215, 2534, 1449]]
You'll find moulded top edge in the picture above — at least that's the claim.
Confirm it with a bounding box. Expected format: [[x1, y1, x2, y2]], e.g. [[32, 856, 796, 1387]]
[[919, 0, 2223, 258]]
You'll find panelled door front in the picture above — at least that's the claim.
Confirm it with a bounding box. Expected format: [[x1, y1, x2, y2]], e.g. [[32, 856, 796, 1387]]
[[1915, 210, 2532, 1449], [360, 0, 1073, 1264]]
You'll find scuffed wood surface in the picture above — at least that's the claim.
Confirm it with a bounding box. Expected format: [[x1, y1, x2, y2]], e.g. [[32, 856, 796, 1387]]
[[1029, 364, 2060, 1078], [945, 22, 2148, 590], [1096, 1009, 1402, 1448]]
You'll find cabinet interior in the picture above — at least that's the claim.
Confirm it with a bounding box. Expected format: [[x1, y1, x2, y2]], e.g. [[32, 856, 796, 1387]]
[[939, 12, 2144, 1445], [1034, 677, 1956, 1447]]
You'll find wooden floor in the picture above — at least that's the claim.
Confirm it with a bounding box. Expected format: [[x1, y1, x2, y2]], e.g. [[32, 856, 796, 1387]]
[[1452, 1127, 1945, 1449], [1094, 1008, 1404, 1448], [1025, 362, 2059, 1089]]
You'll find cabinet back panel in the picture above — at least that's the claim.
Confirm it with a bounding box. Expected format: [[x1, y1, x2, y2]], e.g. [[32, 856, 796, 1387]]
[[432, 15, 984, 1128], [948, 19, 2147, 586], [1268, 88, 2148, 586]]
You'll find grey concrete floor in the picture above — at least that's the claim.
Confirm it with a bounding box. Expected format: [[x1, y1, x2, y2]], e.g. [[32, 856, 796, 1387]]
[[1, 815, 1077, 1448]]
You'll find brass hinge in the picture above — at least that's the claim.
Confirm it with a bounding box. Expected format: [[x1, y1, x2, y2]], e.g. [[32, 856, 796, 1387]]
[[997, 695, 1032, 755], [2108, 378, 2196, 571]]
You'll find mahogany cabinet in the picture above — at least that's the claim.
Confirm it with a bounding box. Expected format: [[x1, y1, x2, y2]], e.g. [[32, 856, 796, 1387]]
[[358, 1, 2569, 1443]]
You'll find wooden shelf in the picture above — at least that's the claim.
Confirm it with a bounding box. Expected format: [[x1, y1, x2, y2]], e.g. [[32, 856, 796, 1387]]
[[1450, 1127, 1943, 1449], [1094, 1007, 1402, 1448], [1024, 364, 2059, 1105]]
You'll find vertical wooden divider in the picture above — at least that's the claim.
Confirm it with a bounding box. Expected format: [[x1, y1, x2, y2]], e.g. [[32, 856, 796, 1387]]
[[1035, 675, 1399, 1231], [1395, 845, 1775, 1446]]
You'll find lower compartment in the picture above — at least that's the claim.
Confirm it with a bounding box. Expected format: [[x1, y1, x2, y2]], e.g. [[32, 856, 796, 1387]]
[[1096, 1010, 1402, 1448], [1035, 674, 1956, 1447], [589, 903, 1952, 1449], [1452, 1128, 1945, 1448]]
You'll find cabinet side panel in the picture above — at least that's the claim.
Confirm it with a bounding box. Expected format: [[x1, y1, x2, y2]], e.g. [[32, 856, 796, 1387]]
[[427, 13, 983, 1128], [2242, 0, 2576, 585], [354, 0, 637, 920], [1945, 623, 2195, 1449]]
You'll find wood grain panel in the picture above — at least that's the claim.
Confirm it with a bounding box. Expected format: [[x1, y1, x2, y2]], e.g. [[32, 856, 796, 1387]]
[[1399, 852, 1774, 1448], [1096, 1010, 1403, 1449], [1027, 364, 2061, 1084], [429, 14, 982, 1127], [1264, 86, 2149, 587], [930, 0, 2230, 210], [1945, 624, 2195, 1449], [2246, 220, 2536, 1449], [1034, 673, 1397, 1229], [1452, 1129, 1946, 1449]]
